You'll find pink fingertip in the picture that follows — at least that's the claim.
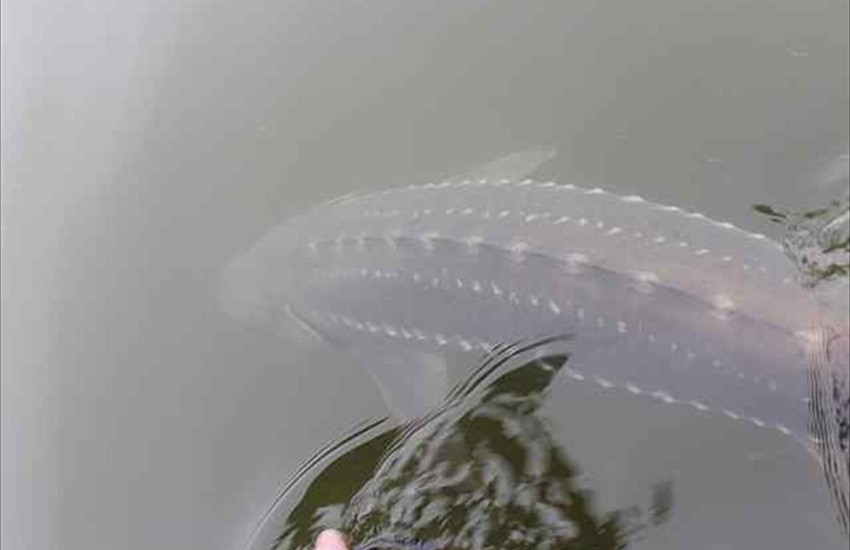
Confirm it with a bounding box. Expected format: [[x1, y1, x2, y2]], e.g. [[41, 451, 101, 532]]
[[316, 529, 349, 550]]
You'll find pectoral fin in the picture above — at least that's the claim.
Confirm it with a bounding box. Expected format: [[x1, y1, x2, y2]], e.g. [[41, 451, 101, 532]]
[[360, 350, 450, 421]]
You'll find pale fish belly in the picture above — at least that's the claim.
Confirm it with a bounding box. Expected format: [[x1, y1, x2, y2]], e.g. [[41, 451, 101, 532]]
[[220, 179, 849, 450]]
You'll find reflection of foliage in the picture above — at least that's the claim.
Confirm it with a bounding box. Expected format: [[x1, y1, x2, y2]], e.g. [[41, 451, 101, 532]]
[[752, 196, 850, 287], [271, 424, 402, 550], [271, 337, 672, 549], [343, 354, 626, 549]]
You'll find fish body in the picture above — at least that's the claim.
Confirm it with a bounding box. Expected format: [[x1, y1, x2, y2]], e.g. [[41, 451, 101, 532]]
[[220, 152, 850, 536], [221, 173, 847, 437]]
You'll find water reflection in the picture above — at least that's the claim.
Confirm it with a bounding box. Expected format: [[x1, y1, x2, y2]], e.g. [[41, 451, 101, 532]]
[[263, 335, 672, 550]]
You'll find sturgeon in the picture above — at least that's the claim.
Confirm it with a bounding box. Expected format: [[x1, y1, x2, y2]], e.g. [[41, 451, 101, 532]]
[[219, 151, 849, 534]]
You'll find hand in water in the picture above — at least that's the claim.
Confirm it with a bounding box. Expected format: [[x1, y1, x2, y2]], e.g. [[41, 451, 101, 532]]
[[315, 529, 349, 550]]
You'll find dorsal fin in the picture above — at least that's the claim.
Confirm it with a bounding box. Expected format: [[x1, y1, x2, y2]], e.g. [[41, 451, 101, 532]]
[[451, 148, 557, 183]]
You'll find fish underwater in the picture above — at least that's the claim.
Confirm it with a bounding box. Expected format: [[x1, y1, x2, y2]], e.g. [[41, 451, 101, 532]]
[[219, 151, 850, 544]]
